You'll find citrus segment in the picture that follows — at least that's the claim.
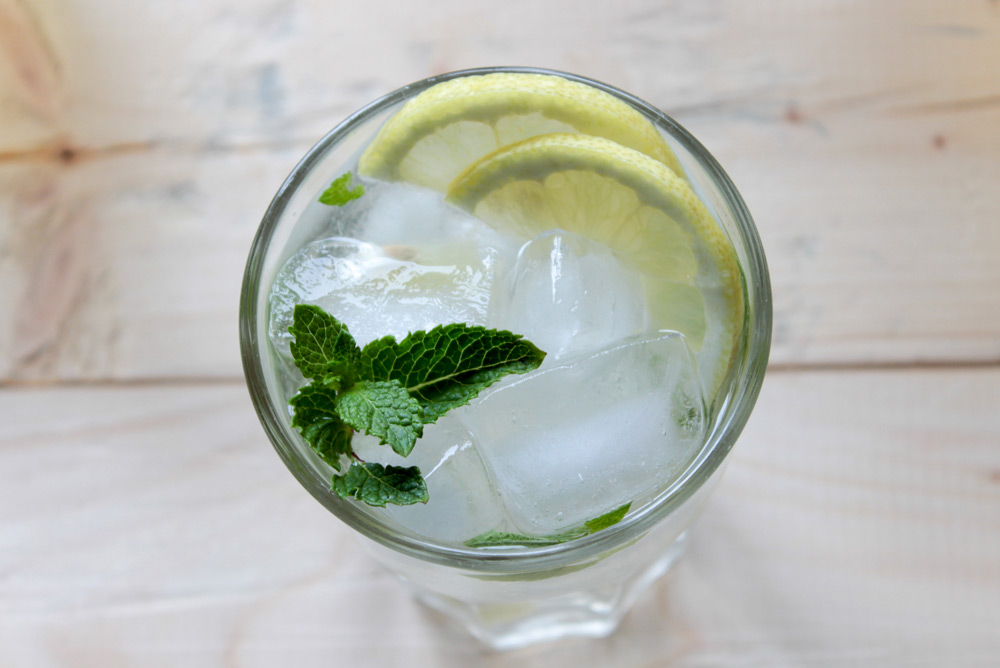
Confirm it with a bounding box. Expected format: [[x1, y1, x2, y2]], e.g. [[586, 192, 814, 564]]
[[445, 133, 743, 395], [358, 72, 684, 191]]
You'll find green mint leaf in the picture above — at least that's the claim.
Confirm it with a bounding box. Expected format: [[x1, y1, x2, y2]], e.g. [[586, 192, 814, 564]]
[[463, 530, 582, 548], [360, 324, 546, 423], [318, 172, 364, 206], [284, 305, 548, 509], [288, 304, 361, 382], [334, 380, 424, 457], [583, 502, 632, 533], [464, 502, 632, 548], [331, 462, 428, 507], [289, 384, 354, 471]]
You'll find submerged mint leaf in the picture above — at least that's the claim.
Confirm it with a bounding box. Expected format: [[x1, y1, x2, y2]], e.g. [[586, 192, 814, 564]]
[[463, 530, 583, 549], [318, 172, 364, 206], [360, 324, 546, 423], [335, 380, 423, 457], [289, 304, 362, 381], [464, 502, 632, 548], [289, 384, 354, 471], [331, 462, 428, 507], [583, 502, 632, 533]]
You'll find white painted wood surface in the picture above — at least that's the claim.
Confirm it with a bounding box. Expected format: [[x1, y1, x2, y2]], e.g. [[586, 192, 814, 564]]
[[2, 0, 1000, 379], [2, 372, 998, 666], [2, 0, 999, 665]]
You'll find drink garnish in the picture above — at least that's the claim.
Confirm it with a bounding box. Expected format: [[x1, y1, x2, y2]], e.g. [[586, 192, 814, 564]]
[[464, 502, 632, 548], [358, 72, 684, 190], [446, 132, 744, 397], [287, 304, 545, 507], [318, 172, 365, 206], [331, 462, 432, 508]]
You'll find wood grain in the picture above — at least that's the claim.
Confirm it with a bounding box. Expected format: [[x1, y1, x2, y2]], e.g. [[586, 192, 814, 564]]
[[1, 370, 997, 666], [2, 1, 1000, 664], [0, 150, 301, 380], [2, 1, 1000, 380]]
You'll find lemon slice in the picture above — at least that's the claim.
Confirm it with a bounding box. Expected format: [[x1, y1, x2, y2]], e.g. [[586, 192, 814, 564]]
[[358, 72, 684, 191], [446, 133, 744, 396]]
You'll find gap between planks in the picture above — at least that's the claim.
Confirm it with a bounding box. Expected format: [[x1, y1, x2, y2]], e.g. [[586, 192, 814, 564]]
[[2, 359, 1000, 390]]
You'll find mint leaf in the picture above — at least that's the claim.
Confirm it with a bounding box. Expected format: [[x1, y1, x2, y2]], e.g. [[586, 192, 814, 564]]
[[331, 462, 428, 506], [289, 384, 354, 471], [584, 502, 632, 533], [284, 305, 548, 509], [463, 530, 582, 548], [318, 173, 364, 206], [464, 502, 631, 548], [289, 304, 361, 381], [360, 324, 545, 422], [334, 380, 423, 457]]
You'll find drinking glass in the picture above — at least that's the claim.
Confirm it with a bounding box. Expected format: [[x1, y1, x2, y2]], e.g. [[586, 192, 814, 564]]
[[240, 66, 771, 650]]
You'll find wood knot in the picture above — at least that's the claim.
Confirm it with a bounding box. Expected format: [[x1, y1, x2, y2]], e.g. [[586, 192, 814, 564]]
[[784, 104, 803, 124], [57, 146, 77, 164]]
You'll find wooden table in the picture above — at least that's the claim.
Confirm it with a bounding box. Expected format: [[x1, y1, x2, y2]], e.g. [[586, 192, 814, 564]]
[[2, 1, 999, 665]]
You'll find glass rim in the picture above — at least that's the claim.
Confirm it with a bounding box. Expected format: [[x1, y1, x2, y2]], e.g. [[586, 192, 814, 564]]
[[240, 65, 772, 573]]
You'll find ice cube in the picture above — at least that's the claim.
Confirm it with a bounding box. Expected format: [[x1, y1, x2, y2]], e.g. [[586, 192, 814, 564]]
[[267, 236, 498, 354], [351, 417, 504, 544], [459, 333, 707, 535], [268, 237, 379, 355], [489, 230, 645, 361], [356, 181, 519, 266]]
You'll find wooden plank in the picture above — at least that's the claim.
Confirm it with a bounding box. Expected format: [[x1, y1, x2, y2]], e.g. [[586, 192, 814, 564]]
[[1, 369, 998, 665], [636, 1, 1000, 367], [0, 149, 303, 380], [2, 0, 999, 379], [711, 106, 1000, 368], [3, 0, 997, 151], [4, 135, 999, 380]]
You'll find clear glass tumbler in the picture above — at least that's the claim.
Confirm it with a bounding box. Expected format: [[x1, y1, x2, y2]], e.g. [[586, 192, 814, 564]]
[[240, 67, 771, 650]]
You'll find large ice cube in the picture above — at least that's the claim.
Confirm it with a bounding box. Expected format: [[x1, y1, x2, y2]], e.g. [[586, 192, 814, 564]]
[[351, 417, 504, 544], [268, 236, 498, 354], [268, 237, 375, 354], [459, 333, 707, 535], [356, 181, 519, 266], [489, 230, 645, 361]]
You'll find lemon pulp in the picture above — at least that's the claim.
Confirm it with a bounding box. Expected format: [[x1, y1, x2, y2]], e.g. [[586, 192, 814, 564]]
[[358, 72, 684, 190], [357, 73, 744, 397], [445, 133, 743, 395]]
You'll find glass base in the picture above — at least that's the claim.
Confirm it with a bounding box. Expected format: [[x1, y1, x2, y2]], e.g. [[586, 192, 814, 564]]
[[413, 530, 690, 650]]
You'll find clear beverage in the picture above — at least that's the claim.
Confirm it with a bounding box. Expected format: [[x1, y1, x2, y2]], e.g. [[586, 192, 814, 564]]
[[240, 67, 771, 649]]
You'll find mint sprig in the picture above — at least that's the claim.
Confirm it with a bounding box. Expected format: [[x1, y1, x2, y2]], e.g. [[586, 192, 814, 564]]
[[463, 502, 632, 548], [287, 304, 545, 506], [318, 173, 365, 207]]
